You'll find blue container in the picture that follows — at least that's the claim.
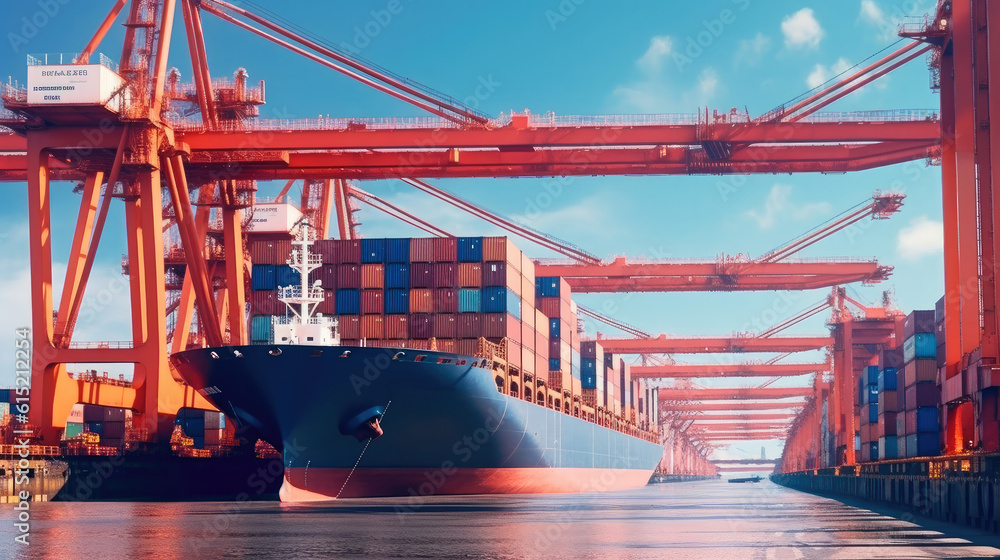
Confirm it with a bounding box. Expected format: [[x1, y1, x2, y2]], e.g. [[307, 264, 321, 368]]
[[385, 264, 410, 289], [878, 367, 898, 391], [336, 289, 361, 314], [458, 289, 481, 313], [907, 432, 941, 457], [251, 315, 272, 342], [192, 436, 205, 450], [0, 389, 10, 403], [482, 286, 508, 313], [866, 365, 879, 384], [385, 238, 410, 263], [549, 318, 560, 338], [868, 403, 878, 423], [536, 277, 560, 297], [549, 358, 560, 372], [866, 385, 878, 404], [868, 442, 879, 460], [506, 289, 521, 319], [385, 289, 409, 314], [251, 264, 277, 291], [87, 421, 104, 435], [857, 377, 865, 406], [904, 333, 937, 362], [361, 238, 386, 263], [457, 237, 483, 262], [582, 373, 597, 389], [581, 357, 597, 376], [916, 407, 939, 432], [276, 265, 298, 288], [881, 436, 898, 459]]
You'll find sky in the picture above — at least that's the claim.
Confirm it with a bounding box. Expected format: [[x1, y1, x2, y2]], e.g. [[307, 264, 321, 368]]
[[0, 1, 943, 459]]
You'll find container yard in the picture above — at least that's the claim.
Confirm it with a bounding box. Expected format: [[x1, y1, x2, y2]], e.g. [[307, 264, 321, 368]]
[[3, 0, 1000, 557]]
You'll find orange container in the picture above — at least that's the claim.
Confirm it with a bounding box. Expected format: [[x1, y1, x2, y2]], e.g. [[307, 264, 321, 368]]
[[360, 264, 385, 289], [457, 263, 483, 288], [409, 289, 433, 313], [361, 315, 385, 339]]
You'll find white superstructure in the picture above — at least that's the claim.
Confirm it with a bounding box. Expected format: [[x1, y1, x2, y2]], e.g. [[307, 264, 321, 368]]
[[272, 222, 339, 346]]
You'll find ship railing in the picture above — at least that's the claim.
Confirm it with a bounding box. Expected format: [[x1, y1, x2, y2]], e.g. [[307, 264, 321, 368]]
[[64, 341, 134, 349], [277, 285, 325, 301], [26, 52, 119, 72]]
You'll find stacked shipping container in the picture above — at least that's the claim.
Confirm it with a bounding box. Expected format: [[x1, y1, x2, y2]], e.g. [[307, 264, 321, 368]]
[[901, 310, 941, 457], [858, 365, 880, 461]]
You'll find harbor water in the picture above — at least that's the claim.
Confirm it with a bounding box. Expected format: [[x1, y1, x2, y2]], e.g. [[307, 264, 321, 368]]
[[3, 478, 1000, 559]]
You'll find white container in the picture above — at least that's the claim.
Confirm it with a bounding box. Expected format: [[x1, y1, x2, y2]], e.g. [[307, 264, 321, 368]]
[[248, 203, 303, 233], [27, 64, 124, 109]]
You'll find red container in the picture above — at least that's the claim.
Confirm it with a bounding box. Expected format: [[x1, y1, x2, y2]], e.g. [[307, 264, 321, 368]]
[[879, 412, 898, 436], [433, 237, 457, 262], [905, 383, 941, 409], [410, 289, 433, 313], [538, 297, 560, 318], [338, 315, 361, 339], [317, 264, 337, 290], [458, 313, 482, 338], [433, 288, 458, 313], [385, 314, 408, 339], [409, 314, 434, 338], [410, 263, 434, 288], [317, 290, 335, 315], [433, 314, 457, 338], [904, 359, 937, 387], [250, 291, 283, 315], [360, 289, 384, 314], [482, 261, 506, 287], [361, 315, 384, 339], [250, 239, 279, 264], [549, 338, 560, 358], [456, 339, 477, 355], [314, 240, 336, 263], [434, 263, 457, 288], [361, 264, 385, 289], [337, 264, 361, 288], [335, 239, 362, 264], [457, 263, 483, 288], [436, 339, 456, 353], [482, 313, 505, 338], [410, 238, 435, 263], [274, 240, 292, 264]]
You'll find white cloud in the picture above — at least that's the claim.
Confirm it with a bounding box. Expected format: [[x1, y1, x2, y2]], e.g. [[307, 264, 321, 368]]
[[637, 36, 674, 74], [698, 68, 719, 97], [897, 216, 943, 260], [746, 184, 832, 229], [859, 0, 886, 26], [736, 33, 771, 66], [782, 8, 825, 50], [612, 67, 721, 113], [806, 57, 852, 89]]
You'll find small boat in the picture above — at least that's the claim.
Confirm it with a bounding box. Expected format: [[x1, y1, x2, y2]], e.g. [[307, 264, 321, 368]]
[[728, 475, 763, 483]]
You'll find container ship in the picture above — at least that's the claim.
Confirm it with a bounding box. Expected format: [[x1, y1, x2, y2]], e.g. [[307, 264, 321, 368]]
[[170, 224, 664, 501]]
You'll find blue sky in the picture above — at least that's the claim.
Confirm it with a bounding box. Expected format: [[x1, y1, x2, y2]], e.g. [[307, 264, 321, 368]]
[[0, 1, 942, 458]]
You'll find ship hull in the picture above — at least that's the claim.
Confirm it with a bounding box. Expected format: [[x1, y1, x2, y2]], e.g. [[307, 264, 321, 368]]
[[171, 344, 663, 501]]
